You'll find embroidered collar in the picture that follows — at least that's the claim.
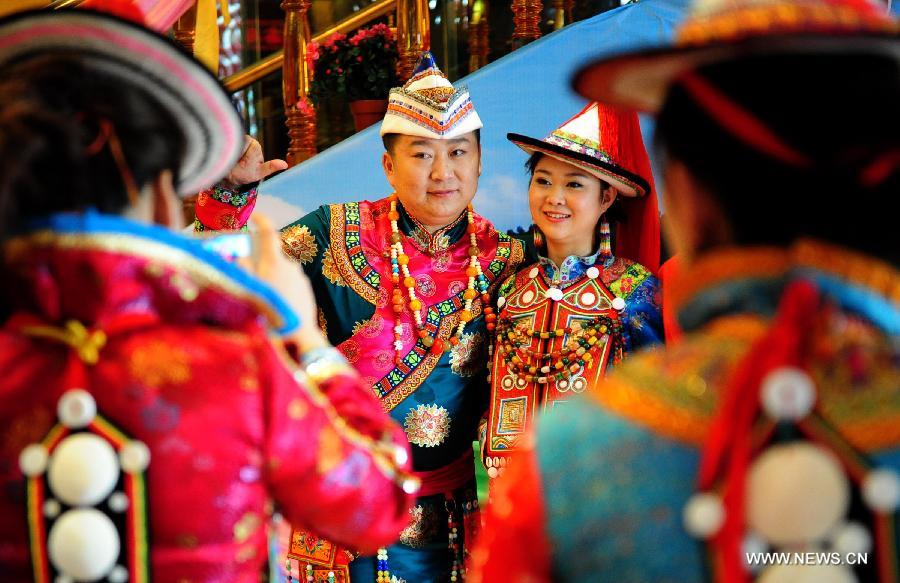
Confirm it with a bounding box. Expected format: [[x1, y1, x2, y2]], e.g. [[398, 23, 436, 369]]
[[538, 244, 612, 285], [4, 210, 298, 334], [672, 240, 900, 335], [396, 201, 468, 255]]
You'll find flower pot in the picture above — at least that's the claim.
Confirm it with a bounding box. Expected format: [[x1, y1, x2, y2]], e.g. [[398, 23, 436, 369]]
[[349, 99, 388, 132]]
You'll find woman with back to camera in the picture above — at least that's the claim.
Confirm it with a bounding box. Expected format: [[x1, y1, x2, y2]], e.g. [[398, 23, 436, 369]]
[[470, 0, 900, 581], [0, 4, 417, 581]]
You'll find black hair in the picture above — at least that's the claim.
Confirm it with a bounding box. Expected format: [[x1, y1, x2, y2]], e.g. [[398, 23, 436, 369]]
[[0, 55, 186, 237], [655, 53, 899, 265], [382, 128, 481, 153]]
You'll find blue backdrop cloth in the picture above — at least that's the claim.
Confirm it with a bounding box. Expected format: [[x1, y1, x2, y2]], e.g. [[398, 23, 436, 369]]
[[259, 0, 691, 232]]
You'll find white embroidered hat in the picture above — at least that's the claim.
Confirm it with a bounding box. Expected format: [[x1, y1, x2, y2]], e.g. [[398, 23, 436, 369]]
[[380, 51, 483, 139]]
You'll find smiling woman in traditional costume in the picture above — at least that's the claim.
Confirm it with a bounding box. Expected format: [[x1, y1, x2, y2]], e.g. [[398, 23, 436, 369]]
[[482, 103, 663, 477], [471, 0, 900, 581]]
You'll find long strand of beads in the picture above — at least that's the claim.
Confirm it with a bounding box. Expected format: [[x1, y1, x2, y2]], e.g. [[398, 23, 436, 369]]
[[285, 558, 294, 583], [388, 195, 492, 363], [305, 563, 314, 583], [446, 499, 462, 582], [376, 547, 390, 582], [327, 572, 336, 583]]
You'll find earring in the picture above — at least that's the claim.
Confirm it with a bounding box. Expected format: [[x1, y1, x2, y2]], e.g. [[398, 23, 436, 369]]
[[532, 224, 545, 252], [598, 217, 612, 256]]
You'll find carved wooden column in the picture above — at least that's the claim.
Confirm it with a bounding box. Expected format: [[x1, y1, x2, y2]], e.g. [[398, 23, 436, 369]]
[[282, 0, 317, 165], [511, 0, 541, 49], [173, 1, 199, 54], [468, 0, 489, 72], [396, 0, 431, 81]]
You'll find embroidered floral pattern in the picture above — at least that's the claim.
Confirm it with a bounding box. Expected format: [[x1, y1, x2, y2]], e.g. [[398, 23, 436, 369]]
[[399, 504, 441, 548], [450, 332, 487, 377], [129, 341, 191, 387], [282, 224, 318, 265], [404, 404, 451, 447], [321, 250, 346, 287]]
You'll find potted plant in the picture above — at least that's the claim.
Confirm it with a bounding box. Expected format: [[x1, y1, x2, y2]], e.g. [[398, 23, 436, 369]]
[[308, 24, 399, 131]]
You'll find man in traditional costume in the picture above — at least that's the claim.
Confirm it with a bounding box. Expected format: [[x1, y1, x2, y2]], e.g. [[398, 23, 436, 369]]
[[470, 0, 900, 581], [280, 52, 525, 582], [0, 4, 415, 581], [483, 102, 663, 478]]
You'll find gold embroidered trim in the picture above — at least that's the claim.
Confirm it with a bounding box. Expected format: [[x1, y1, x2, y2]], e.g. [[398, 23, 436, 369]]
[[327, 203, 379, 305]]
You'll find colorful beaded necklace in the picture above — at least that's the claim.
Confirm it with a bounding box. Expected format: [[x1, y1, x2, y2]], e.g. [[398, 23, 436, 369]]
[[494, 313, 623, 384], [388, 194, 495, 363]]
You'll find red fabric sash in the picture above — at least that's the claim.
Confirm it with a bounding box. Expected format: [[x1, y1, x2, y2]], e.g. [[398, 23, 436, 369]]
[[414, 450, 474, 498]]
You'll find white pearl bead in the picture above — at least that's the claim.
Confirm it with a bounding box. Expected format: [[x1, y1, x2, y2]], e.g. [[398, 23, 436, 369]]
[[43, 499, 61, 519], [108, 565, 129, 583], [611, 297, 626, 311], [547, 288, 563, 302], [119, 441, 151, 474], [831, 521, 872, 555], [586, 266, 600, 279], [580, 292, 596, 307], [862, 468, 900, 512], [497, 296, 506, 309], [19, 443, 49, 477], [528, 267, 539, 279], [57, 390, 97, 429], [402, 478, 420, 494], [48, 509, 120, 581], [393, 445, 408, 466], [760, 367, 816, 421], [742, 533, 768, 572], [487, 466, 498, 479], [48, 434, 119, 506], [682, 492, 725, 538], [108, 492, 130, 513]]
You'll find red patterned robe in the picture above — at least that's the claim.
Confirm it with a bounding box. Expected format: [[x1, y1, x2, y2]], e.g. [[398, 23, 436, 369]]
[[0, 212, 414, 583]]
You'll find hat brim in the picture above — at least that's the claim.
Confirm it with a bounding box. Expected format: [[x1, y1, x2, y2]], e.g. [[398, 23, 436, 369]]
[[573, 33, 900, 114], [507, 133, 650, 197], [0, 9, 244, 196]]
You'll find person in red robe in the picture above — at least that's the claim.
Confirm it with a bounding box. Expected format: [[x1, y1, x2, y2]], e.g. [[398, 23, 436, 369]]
[[0, 5, 416, 582]]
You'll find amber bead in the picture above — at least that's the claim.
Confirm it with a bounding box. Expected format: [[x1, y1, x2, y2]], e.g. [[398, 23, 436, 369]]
[[463, 289, 478, 300], [390, 232, 402, 244], [388, 211, 400, 221], [459, 310, 473, 322], [468, 246, 479, 257], [422, 336, 434, 347], [404, 276, 416, 288], [397, 254, 409, 265], [409, 299, 422, 311]]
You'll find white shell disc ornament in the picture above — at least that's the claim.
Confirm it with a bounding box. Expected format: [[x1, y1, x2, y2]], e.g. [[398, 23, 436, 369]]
[[757, 564, 857, 583], [47, 433, 119, 507], [48, 509, 121, 581], [747, 442, 849, 546]]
